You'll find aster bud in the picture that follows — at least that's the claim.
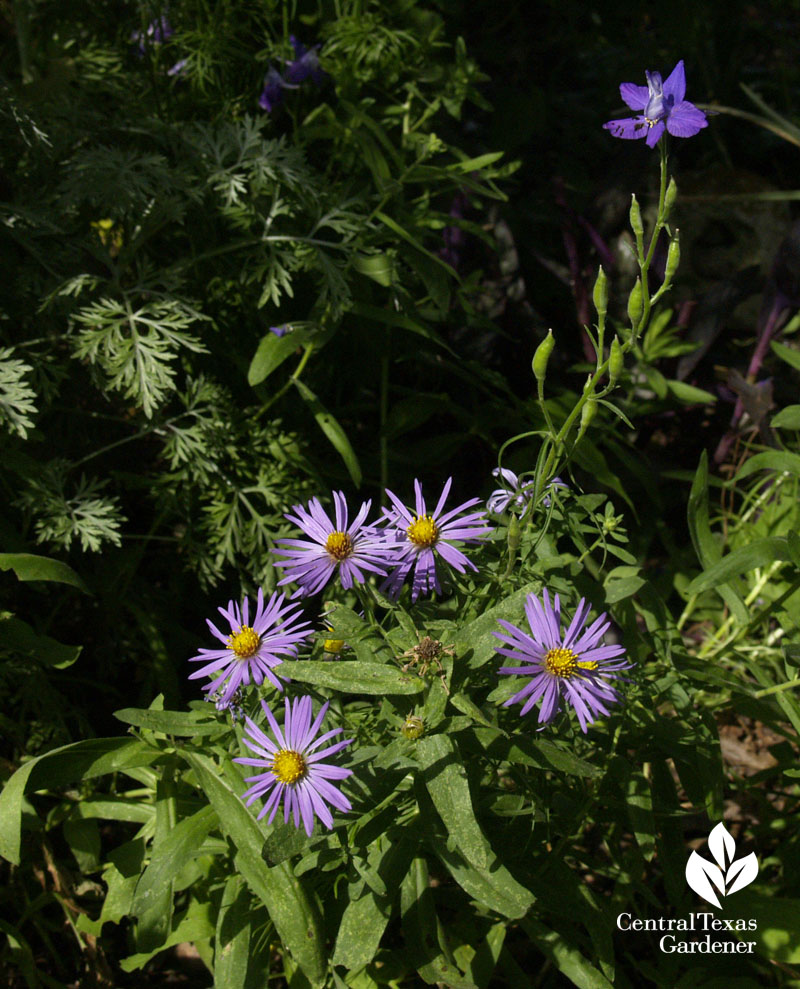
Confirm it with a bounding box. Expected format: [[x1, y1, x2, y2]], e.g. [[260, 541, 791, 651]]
[[627, 277, 644, 327], [629, 195, 644, 240], [507, 515, 521, 554], [592, 265, 608, 318], [401, 715, 424, 740], [608, 336, 624, 387], [664, 234, 681, 284], [323, 637, 345, 655], [664, 177, 678, 221], [532, 329, 555, 382]]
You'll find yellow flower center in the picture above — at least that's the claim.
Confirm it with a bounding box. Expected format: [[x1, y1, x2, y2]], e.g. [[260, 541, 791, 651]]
[[544, 647, 598, 679], [323, 638, 345, 654], [228, 625, 260, 659], [325, 530, 353, 561], [272, 749, 307, 784], [407, 514, 439, 548]]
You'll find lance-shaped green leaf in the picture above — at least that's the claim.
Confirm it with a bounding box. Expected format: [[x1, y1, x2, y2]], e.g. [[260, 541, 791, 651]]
[[453, 581, 542, 670], [0, 552, 89, 593], [432, 841, 533, 921], [279, 660, 425, 695], [293, 379, 362, 487], [0, 738, 160, 865], [114, 707, 227, 736], [400, 854, 477, 988], [686, 537, 791, 595], [215, 876, 255, 989], [247, 327, 311, 386], [132, 804, 217, 917], [183, 752, 326, 986]]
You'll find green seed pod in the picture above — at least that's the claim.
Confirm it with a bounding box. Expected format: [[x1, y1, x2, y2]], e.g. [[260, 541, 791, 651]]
[[664, 234, 681, 284], [592, 265, 608, 318], [629, 194, 644, 239], [532, 328, 555, 382], [608, 336, 624, 387], [401, 715, 424, 740], [627, 277, 644, 327], [579, 396, 597, 435], [507, 515, 521, 554], [664, 177, 678, 220]]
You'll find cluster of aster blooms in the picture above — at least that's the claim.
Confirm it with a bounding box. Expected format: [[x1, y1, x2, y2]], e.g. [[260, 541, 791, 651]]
[[258, 36, 326, 113], [188, 476, 633, 835]]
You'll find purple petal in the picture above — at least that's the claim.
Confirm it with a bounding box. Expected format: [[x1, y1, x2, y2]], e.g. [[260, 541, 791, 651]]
[[603, 116, 650, 141], [620, 82, 649, 111], [662, 60, 686, 104], [666, 101, 708, 138]]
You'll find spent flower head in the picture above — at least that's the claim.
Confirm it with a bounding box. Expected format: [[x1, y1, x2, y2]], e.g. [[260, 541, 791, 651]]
[[235, 695, 352, 835], [188, 589, 311, 707], [273, 491, 394, 597], [603, 60, 708, 148], [495, 589, 633, 733], [381, 478, 492, 602]]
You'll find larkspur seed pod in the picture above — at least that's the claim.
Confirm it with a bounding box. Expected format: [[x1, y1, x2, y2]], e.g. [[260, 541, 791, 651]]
[[608, 336, 624, 387], [507, 515, 521, 554], [664, 234, 680, 284], [664, 177, 678, 221], [532, 329, 555, 382], [592, 266, 608, 318], [627, 278, 644, 327], [579, 396, 597, 435], [629, 195, 644, 239]]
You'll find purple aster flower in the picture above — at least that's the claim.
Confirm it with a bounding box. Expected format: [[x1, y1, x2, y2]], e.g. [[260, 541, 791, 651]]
[[494, 590, 633, 733], [188, 589, 311, 707], [380, 478, 492, 602], [259, 67, 294, 112], [487, 469, 568, 516], [234, 695, 352, 835], [273, 492, 394, 597], [603, 60, 708, 148], [284, 36, 325, 86]]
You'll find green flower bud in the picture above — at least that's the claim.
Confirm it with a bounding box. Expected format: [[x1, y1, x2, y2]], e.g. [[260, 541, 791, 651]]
[[629, 194, 644, 239], [507, 515, 521, 554], [592, 265, 608, 318], [664, 177, 678, 220], [532, 329, 555, 382], [401, 715, 424, 740], [608, 336, 624, 387], [627, 278, 644, 327], [664, 234, 680, 284]]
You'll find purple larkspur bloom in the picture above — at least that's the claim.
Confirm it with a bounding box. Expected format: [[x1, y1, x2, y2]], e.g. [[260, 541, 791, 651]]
[[284, 36, 325, 86], [188, 588, 311, 707], [487, 469, 567, 516], [234, 695, 352, 834], [131, 16, 173, 55], [167, 57, 188, 77], [273, 492, 394, 597], [259, 67, 292, 112], [269, 324, 290, 337], [494, 590, 633, 733], [380, 478, 492, 602], [603, 60, 708, 148]]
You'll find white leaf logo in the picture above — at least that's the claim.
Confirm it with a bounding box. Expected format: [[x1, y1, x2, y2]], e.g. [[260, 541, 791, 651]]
[[685, 823, 758, 908]]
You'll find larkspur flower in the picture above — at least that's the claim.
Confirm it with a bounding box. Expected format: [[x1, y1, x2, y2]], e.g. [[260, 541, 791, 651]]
[[381, 478, 492, 602], [273, 492, 394, 597], [487, 468, 567, 516], [284, 36, 325, 86], [603, 60, 708, 148], [188, 589, 311, 707], [131, 16, 173, 55], [258, 67, 293, 112], [269, 324, 290, 337], [494, 589, 633, 733], [234, 695, 352, 835]]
